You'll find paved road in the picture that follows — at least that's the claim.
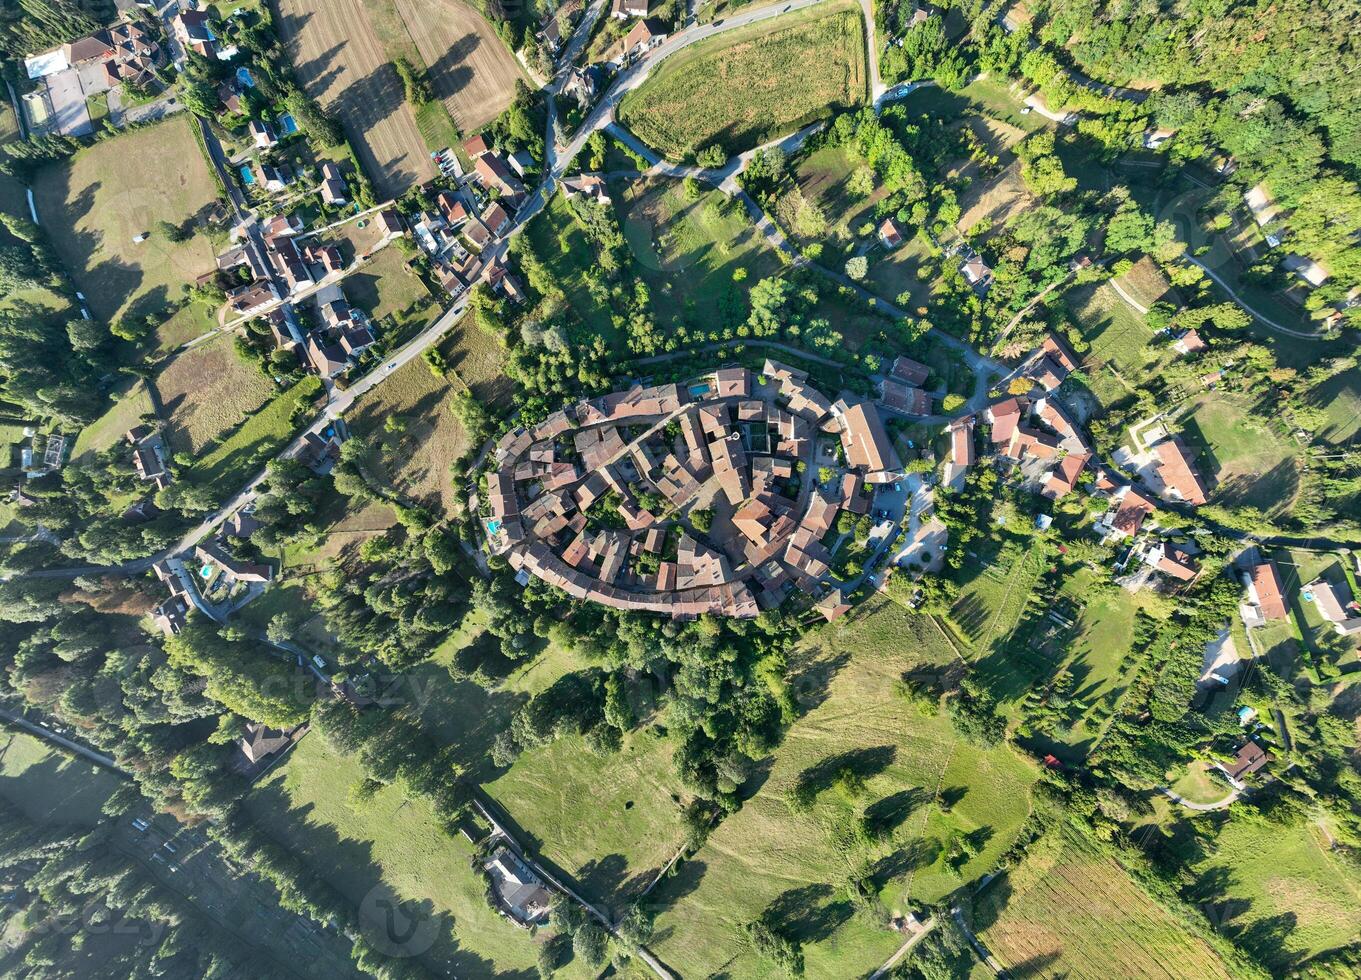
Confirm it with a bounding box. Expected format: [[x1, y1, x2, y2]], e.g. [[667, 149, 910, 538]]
[[0, 707, 125, 773], [1184, 256, 1326, 340]]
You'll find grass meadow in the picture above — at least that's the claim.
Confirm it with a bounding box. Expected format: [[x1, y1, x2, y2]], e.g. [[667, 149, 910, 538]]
[[153, 334, 277, 455], [1065, 280, 1166, 409], [648, 596, 1037, 979], [71, 378, 154, 462], [30, 116, 221, 325], [617, 178, 782, 334], [0, 732, 119, 826], [1178, 394, 1301, 516], [618, 3, 866, 161], [188, 375, 322, 489], [972, 826, 1234, 978], [342, 246, 441, 346], [247, 734, 600, 979], [349, 316, 508, 511]]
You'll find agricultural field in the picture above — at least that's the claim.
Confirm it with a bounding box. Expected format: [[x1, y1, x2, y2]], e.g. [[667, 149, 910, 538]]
[[1187, 815, 1361, 970], [957, 160, 1032, 235], [359, 0, 524, 135], [71, 378, 154, 463], [1112, 255, 1179, 312], [29, 116, 220, 324], [349, 316, 508, 511], [152, 334, 276, 455], [248, 734, 598, 979], [0, 732, 120, 826], [616, 177, 783, 333], [1177, 393, 1301, 516], [971, 826, 1234, 979], [618, 3, 866, 161], [274, 0, 435, 198], [649, 596, 1037, 979]]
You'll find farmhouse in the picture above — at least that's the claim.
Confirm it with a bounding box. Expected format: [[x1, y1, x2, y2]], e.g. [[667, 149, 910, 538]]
[[237, 722, 292, 767], [485, 848, 551, 925], [624, 19, 670, 58], [1221, 740, 1271, 784], [960, 255, 992, 291], [834, 397, 902, 480], [1173, 329, 1207, 355], [878, 218, 905, 249], [611, 0, 650, 17], [152, 595, 189, 637], [319, 161, 347, 204], [1041, 452, 1089, 500], [890, 356, 929, 387], [1102, 486, 1155, 540], [194, 542, 273, 586]]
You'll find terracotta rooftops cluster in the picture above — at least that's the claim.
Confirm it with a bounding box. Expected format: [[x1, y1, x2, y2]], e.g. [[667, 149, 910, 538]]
[[484, 364, 902, 620]]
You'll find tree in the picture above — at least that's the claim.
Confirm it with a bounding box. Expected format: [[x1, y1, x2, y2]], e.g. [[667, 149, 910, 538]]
[[845, 256, 868, 281], [696, 145, 726, 167], [572, 921, 607, 966], [849, 165, 874, 197], [942, 393, 965, 413]]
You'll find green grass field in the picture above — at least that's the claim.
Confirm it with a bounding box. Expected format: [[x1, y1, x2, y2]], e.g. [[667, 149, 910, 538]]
[[1040, 568, 1164, 758], [30, 116, 221, 325], [72, 379, 154, 463], [617, 178, 782, 334], [649, 596, 1036, 979], [0, 732, 120, 826], [248, 734, 589, 979], [521, 190, 623, 345], [344, 243, 441, 346], [972, 826, 1234, 978], [618, 3, 866, 160], [189, 374, 322, 489], [485, 725, 688, 908], [1178, 394, 1300, 515], [154, 301, 219, 353], [1305, 367, 1361, 445], [1189, 816, 1361, 970], [1166, 760, 1233, 805]]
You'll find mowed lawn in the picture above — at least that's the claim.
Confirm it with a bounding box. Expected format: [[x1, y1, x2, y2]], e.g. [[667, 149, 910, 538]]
[[1178, 393, 1300, 515], [349, 316, 507, 511], [247, 735, 587, 979], [30, 117, 220, 324], [617, 178, 782, 333], [649, 597, 1037, 979], [972, 826, 1234, 979], [0, 732, 120, 826], [618, 3, 866, 160], [72, 378, 154, 462], [153, 333, 276, 455], [1190, 815, 1361, 969], [485, 726, 688, 908]]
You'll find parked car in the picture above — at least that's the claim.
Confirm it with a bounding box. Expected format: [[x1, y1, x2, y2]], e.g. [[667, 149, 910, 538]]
[[162, 840, 177, 854], [312, 655, 328, 672], [131, 818, 149, 832]]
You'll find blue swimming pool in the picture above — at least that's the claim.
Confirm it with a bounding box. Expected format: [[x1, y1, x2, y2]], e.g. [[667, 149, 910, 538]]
[[688, 383, 711, 397], [279, 113, 299, 135], [239, 165, 255, 185]]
